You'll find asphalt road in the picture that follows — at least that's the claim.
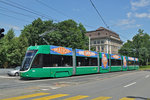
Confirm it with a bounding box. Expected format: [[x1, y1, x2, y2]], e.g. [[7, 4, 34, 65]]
[[0, 70, 150, 100]]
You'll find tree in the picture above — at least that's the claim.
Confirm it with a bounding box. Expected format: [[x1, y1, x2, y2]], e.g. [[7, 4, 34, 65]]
[[0, 29, 16, 68], [0, 29, 29, 68], [52, 19, 88, 49], [21, 18, 89, 49], [119, 29, 150, 65], [21, 18, 54, 46], [0, 18, 89, 68]]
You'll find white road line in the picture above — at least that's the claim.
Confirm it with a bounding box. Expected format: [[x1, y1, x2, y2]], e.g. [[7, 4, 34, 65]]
[[145, 75, 149, 78], [18, 79, 57, 83], [124, 82, 136, 88], [18, 74, 96, 83], [0, 75, 18, 78], [41, 89, 49, 91], [39, 85, 61, 89]]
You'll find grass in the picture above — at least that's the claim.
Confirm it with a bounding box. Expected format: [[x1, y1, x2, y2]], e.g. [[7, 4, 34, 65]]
[[139, 65, 150, 70]]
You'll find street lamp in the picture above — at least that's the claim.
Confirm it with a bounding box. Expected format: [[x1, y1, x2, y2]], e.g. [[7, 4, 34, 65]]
[[89, 36, 91, 51]]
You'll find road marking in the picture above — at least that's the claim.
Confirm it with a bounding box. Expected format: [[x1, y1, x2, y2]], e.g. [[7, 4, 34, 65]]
[[0, 76, 18, 79], [92, 96, 112, 100], [124, 82, 136, 88], [32, 94, 69, 100], [39, 85, 61, 89], [41, 89, 49, 91], [17, 70, 139, 83], [18, 79, 54, 83], [64, 95, 89, 100], [2, 93, 50, 100], [145, 75, 149, 78], [18, 78, 68, 83], [120, 97, 135, 100]]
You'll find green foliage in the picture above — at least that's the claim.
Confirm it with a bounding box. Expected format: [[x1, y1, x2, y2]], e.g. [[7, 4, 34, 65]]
[[119, 29, 150, 65], [0, 18, 88, 68], [53, 19, 88, 49], [0, 29, 28, 68], [139, 65, 150, 70], [21, 18, 54, 46]]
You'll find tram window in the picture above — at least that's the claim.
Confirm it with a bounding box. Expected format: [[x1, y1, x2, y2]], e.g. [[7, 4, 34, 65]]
[[76, 57, 98, 66], [128, 61, 134, 66], [42, 54, 72, 67], [32, 54, 42, 68], [111, 59, 121, 66], [135, 61, 139, 65]]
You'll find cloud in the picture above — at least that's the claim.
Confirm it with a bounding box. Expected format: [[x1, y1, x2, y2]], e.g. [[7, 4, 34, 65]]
[[136, 24, 142, 27], [116, 19, 135, 26], [127, 12, 132, 18], [126, 12, 150, 19], [2, 23, 21, 31], [124, 24, 141, 29], [135, 13, 150, 18], [131, 0, 150, 10], [112, 19, 141, 30], [7, 24, 21, 31]]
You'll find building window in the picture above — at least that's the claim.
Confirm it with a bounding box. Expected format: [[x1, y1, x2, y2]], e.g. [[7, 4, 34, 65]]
[[101, 46, 104, 52], [94, 40, 96, 44], [90, 41, 92, 45], [98, 33, 100, 35], [101, 40, 104, 44], [97, 40, 100, 44]]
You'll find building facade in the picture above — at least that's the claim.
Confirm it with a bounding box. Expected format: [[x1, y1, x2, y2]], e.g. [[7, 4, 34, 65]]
[[86, 27, 123, 54]]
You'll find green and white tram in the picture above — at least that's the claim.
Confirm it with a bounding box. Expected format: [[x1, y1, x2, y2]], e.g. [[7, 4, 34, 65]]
[[20, 45, 139, 78]]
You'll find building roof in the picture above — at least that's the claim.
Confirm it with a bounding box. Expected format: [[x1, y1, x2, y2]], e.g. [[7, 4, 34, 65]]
[[86, 27, 123, 43]]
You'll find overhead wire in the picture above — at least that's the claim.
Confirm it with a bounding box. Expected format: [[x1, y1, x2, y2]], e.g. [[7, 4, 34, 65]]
[[36, 0, 96, 29], [36, 0, 71, 19], [0, 6, 35, 19], [36, 0, 130, 39], [7, 0, 62, 22], [0, 0, 130, 41], [0, 0, 60, 22], [89, 0, 109, 29], [89, 0, 131, 41], [0, 12, 31, 23]]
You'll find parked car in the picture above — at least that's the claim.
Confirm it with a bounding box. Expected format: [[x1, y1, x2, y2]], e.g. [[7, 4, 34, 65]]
[[7, 66, 21, 76]]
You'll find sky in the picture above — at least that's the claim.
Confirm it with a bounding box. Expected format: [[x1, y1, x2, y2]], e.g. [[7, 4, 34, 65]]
[[0, 0, 150, 42]]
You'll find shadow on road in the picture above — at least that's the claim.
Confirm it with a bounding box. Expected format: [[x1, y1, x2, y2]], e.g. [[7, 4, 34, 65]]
[[143, 70, 150, 71], [19, 70, 139, 81], [19, 77, 54, 81], [127, 96, 150, 100]]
